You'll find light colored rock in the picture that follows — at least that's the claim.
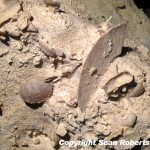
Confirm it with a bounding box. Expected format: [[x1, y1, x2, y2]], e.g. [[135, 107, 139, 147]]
[[26, 131, 32, 137], [33, 56, 42, 66], [32, 138, 40, 145], [92, 103, 99, 114], [125, 113, 137, 127], [77, 115, 85, 122], [0, 2, 20, 25], [103, 129, 111, 136], [21, 140, 29, 146], [9, 39, 23, 50], [138, 45, 149, 57], [56, 123, 67, 137], [17, 11, 31, 30], [94, 124, 105, 133], [43, 0, 61, 7]]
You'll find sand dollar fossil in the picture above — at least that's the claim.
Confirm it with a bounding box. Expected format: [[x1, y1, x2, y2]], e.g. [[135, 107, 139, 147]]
[[20, 75, 54, 104]]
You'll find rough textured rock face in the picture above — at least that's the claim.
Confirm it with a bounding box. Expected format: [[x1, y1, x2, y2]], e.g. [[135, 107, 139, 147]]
[[0, 0, 150, 150], [63, 0, 150, 49]]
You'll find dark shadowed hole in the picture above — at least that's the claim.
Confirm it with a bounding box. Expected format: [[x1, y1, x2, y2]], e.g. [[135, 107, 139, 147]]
[[119, 47, 133, 57], [0, 35, 10, 46], [0, 108, 2, 116], [134, 0, 150, 18], [132, 140, 143, 150], [26, 102, 44, 109], [34, 60, 43, 68], [56, 133, 70, 150], [134, 0, 150, 9]]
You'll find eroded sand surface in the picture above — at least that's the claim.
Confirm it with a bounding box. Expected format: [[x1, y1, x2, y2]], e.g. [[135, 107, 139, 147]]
[[0, 0, 150, 150]]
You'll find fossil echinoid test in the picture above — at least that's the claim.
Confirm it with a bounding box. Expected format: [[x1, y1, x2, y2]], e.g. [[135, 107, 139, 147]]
[[20, 75, 54, 104]]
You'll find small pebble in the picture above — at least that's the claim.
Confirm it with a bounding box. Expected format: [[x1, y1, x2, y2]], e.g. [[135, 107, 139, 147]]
[[32, 138, 40, 145], [92, 104, 99, 114], [44, 0, 61, 7], [53, 48, 65, 58], [122, 86, 127, 93], [94, 124, 105, 133], [7, 57, 13, 65], [103, 129, 111, 136], [33, 56, 42, 66], [26, 131, 32, 136], [77, 115, 85, 122], [56, 123, 67, 137], [125, 113, 137, 127], [21, 140, 29, 147]]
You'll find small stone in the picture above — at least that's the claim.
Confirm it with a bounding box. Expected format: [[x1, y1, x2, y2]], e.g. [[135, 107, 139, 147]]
[[26, 23, 38, 32], [33, 131, 38, 136], [86, 121, 94, 127], [56, 123, 67, 137], [94, 124, 105, 133], [103, 129, 111, 136], [0, 2, 21, 26], [70, 121, 78, 128], [32, 138, 40, 145], [22, 47, 29, 53], [7, 57, 13, 65], [26, 131, 32, 137], [52, 48, 65, 58], [125, 113, 137, 127], [21, 140, 29, 147], [73, 110, 77, 117], [77, 115, 85, 122], [8, 26, 21, 37], [121, 86, 127, 93], [43, 0, 61, 8], [17, 11, 31, 30], [10, 40, 23, 50], [138, 45, 149, 57], [92, 104, 99, 114], [92, 118, 98, 124], [33, 56, 42, 66]]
